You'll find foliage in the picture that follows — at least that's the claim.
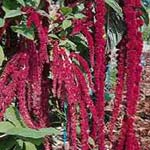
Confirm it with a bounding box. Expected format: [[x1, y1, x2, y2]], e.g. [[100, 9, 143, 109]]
[[143, 25, 150, 43], [0, 105, 60, 150], [143, 0, 150, 7]]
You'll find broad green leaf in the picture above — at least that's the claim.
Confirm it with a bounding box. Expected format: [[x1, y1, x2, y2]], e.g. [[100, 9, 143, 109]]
[[6, 127, 60, 138], [74, 13, 85, 19], [24, 141, 37, 150], [0, 45, 5, 66], [11, 24, 35, 40], [16, 139, 24, 148], [71, 34, 88, 48], [66, 15, 74, 19], [5, 106, 23, 127], [49, 34, 59, 39], [66, 40, 77, 50], [105, 0, 122, 17], [16, 0, 25, 6], [141, 5, 149, 25], [60, 39, 77, 51], [0, 121, 15, 133], [6, 128, 43, 139], [59, 40, 68, 46], [25, 0, 40, 8], [4, 9, 22, 18], [14, 140, 24, 150], [32, 0, 40, 7], [25, 138, 43, 146], [3, 0, 19, 10], [61, 7, 72, 15], [0, 18, 5, 28], [62, 20, 72, 30], [77, 3, 85, 11], [33, 0, 41, 7], [40, 127, 60, 136], [0, 137, 16, 150]]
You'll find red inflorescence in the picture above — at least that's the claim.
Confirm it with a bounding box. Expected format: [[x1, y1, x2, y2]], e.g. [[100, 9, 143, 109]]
[[94, 0, 106, 149], [108, 37, 126, 141], [52, 42, 99, 148], [72, 19, 95, 67], [116, 0, 143, 150], [0, 4, 52, 150]]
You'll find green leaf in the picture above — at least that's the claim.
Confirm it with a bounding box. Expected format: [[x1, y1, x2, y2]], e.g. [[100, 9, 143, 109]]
[[6, 128, 43, 139], [16, 0, 25, 6], [141, 5, 149, 25], [0, 18, 5, 28], [62, 20, 72, 30], [76, 125, 80, 135], [0, 137, 16, 150], [24, 141, 37, 150], [105, 0, 123, 17], [5, 105, 23, 127], [74, 13, 85, 19], [6, 127, 60, 138], [105, 93, 112, 101], [60, 40, 67, 46], [14, 140, 24, 150], [0, 45, 5, 67], [25, 138, 43, 146], [49, 34, 59, 39], [40, 127, 60, 136], [11, 24, 35, 40], [61, 7, 72, 15], [4, 9, 22, 18], [35, 0, 41, 7], [0, 121, 15, 133], [60, 39, 77, 51], [25, 0, 40, 8], [88, 137, 96, 146], [3, 0, 19, 10], [66, 40, 77, 50], [77, 3, 85, 11], [71, 34, 88, 48]]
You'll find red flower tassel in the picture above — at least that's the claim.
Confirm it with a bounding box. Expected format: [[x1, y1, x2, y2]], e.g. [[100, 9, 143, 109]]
[[108, 38, 126, 141], [116, 0, 143, 149], [94, 0, 106, 149]]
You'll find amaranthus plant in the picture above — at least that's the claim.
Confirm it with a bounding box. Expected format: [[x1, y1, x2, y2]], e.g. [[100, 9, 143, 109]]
[[0, 0, 146, 150]]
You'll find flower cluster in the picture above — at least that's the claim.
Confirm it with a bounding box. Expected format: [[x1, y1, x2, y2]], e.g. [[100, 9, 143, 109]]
[[0, 6, 52, 150], [116, 0, 143, 150], [108, 37, 126, 141], [93, 0, 106, 149], [72, 17, 95, 67], [52, 43, 98, 149]]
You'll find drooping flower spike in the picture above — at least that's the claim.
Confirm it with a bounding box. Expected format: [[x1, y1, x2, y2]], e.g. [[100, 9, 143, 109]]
[[116, 0, 143, 150]]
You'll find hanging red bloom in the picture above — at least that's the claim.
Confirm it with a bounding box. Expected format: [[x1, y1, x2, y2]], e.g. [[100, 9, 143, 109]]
[[93, 0, 106, 149], [116, 0, 143, 149]]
